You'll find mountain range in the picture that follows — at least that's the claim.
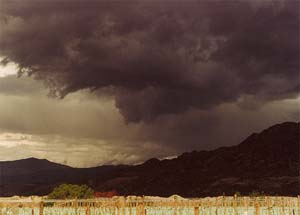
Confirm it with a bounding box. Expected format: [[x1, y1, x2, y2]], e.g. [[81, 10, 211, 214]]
[[0, 122, 299, 197]]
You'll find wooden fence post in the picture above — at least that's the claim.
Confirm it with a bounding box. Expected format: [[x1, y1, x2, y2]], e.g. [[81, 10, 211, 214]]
[[116, 197, 126, 215], [31, 203, 34, 215], [215, 198, 218, 215], [287, 197, 290, 215], [142, 196, 146, 215], [86, 204, 90, 215], [223, 196, 226, 215], [234, 195, 238, 215], [74, 199, 78, 215], [282, 197, 285, 214], [39, 201, 44, 215], [255, 199, 260, 215], [129, 199, 132, 215], [267, 196, 270, 215], [137, 200, 141, 215], [117, 199, 120, 215], [194, 207, 199, 215], [122, 198, 126, 215], [174, 196, 177, 215], [298, 196, 300, 214], [112, 200, 116, 215]]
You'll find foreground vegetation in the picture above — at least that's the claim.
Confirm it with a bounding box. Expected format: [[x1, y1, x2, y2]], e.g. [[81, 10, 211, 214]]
[[48, 184, 94, 199]]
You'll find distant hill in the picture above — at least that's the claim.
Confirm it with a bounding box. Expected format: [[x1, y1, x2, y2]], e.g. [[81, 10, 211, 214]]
[[0, 122, 299, 197]]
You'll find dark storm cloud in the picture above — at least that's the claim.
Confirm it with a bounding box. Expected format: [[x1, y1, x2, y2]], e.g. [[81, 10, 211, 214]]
[[0, 0, 299, 122]]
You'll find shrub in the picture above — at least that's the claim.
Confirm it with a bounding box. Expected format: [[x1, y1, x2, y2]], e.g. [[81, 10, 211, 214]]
[[48, 184, 94, 199]]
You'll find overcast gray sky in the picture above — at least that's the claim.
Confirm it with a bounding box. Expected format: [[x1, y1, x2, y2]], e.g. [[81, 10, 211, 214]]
[[0, 0, 299, 167]]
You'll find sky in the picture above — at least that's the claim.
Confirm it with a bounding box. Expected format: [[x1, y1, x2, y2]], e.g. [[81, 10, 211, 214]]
[[0, 0, 299, 167]]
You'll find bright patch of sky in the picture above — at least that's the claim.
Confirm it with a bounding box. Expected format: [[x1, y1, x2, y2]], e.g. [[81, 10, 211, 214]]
[[0, 132, 36, 148], [0, 58, 18, 78]]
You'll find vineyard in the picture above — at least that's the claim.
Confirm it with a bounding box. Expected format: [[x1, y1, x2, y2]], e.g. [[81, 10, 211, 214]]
[[0, 196, 298, 215]]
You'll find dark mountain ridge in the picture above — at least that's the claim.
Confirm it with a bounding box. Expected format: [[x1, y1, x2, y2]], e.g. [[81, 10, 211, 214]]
[[0, 122, 299, 197]]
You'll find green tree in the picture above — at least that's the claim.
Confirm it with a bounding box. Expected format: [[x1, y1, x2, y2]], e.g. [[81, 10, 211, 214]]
[[48, 184, 94, 199]]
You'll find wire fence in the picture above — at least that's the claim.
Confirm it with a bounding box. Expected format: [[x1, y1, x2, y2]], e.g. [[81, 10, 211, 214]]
[[0, 195, 298, 215]]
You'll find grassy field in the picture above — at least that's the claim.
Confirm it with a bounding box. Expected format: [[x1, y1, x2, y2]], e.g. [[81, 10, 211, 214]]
[[0, 196, 298, 215]]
